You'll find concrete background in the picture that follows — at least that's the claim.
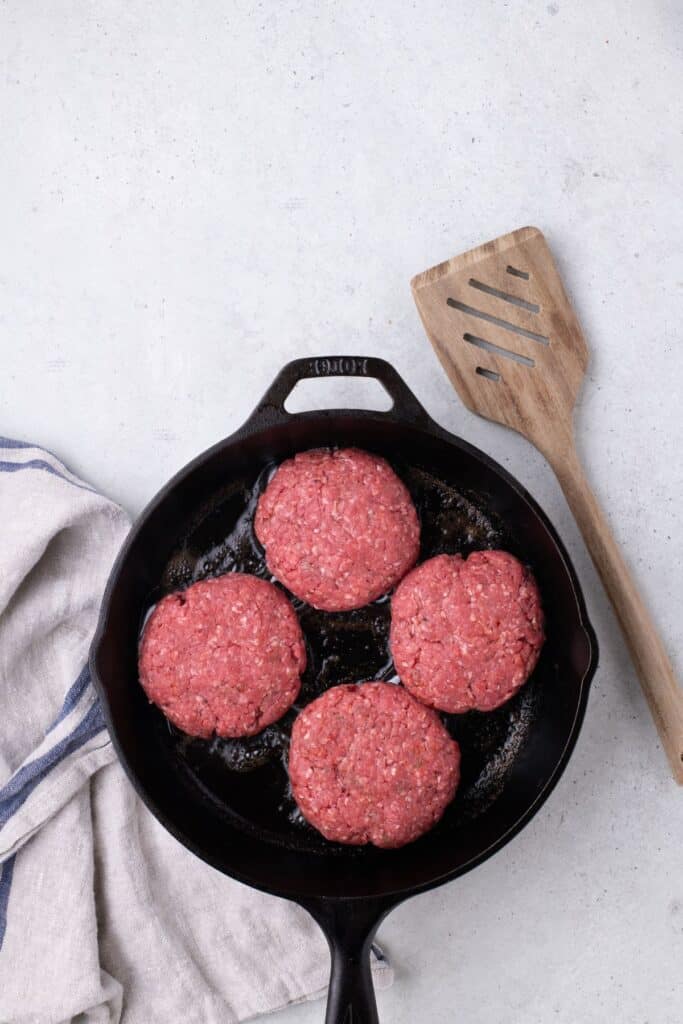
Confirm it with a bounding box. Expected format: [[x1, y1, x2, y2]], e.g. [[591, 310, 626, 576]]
[[1, 2, 682, 1022]]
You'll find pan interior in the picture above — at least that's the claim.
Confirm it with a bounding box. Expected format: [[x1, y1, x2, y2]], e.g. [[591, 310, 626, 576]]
[[95, 416, 593, 900], [151, 456, 544, 855]]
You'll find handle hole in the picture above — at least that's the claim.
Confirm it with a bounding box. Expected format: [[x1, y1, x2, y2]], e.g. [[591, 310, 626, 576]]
[[284, 376, 394, 414]]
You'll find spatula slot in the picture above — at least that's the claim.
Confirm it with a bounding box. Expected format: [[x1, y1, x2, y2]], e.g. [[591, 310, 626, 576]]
[[446, 298, 550, 346], [475, 366, 501, 382], [464, 332, 535, 368], [506, 265, 530, 280], [468, 278, 540, 314]]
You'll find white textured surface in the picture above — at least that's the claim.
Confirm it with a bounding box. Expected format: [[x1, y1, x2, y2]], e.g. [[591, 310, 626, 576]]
[[1, 2, 682, 1022]]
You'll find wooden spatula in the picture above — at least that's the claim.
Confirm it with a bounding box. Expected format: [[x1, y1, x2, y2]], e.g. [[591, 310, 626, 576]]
[[411, 226, 683, 783]]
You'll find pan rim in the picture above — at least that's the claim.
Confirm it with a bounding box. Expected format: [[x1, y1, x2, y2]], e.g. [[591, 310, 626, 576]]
[[90, 405, 598, 904]]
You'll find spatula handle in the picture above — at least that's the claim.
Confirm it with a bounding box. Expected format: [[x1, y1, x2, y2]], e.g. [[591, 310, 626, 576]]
[[549, 440, 683, 783]]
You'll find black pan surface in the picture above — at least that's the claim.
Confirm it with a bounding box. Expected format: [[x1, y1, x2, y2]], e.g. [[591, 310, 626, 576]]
[[91, 356, 597, 1023], [155, 455, 542, 855]]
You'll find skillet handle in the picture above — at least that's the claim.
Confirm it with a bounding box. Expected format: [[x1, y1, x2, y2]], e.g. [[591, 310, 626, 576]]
[[300, 897, 395, 1024], [250, 355, 431, 428], [327, 934, 379, 1024]]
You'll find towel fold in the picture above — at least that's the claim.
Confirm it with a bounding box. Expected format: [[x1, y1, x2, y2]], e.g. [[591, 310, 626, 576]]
[[0, 439, 392, 1023]]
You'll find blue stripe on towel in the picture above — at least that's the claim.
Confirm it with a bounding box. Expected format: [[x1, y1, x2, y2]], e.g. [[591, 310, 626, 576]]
[[0, 700, 106, 829], [0, 436, 64, 463], [0, 854, 16, 951], [47, 666, 92, 733], [0, 459, 96, 495], [0, 437, 34, 449]]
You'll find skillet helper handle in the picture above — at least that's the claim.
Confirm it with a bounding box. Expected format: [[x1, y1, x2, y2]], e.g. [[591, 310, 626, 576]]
[[256, 355, 431, 426], [550, 438, 683, 784]]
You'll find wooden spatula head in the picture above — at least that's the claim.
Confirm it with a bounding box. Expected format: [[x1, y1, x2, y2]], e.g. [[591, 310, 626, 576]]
[[411, 227, 588, 454]]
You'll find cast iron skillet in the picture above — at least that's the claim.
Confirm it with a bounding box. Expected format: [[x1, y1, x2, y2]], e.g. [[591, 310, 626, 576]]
[[90, 356, 598, 1023]]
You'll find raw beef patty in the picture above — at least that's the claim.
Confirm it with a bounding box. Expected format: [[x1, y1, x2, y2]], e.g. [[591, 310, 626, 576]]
[[289, 682, 460, 848], [254, 448, 420, 612], [139, 573, 306, 738], [390, 550, 544, 713]]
